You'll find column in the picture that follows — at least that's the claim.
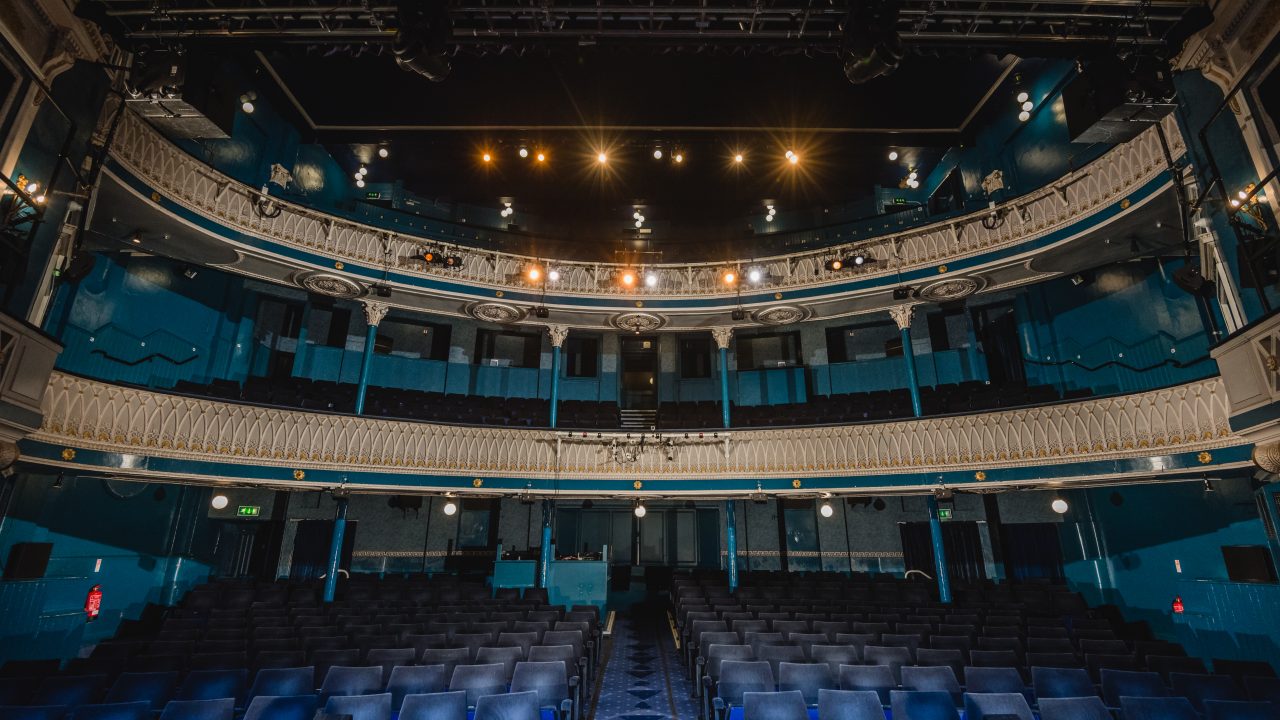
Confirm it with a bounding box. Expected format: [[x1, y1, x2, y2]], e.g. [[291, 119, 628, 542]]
[[323, 496, 349, 603], [712, 327, 733, 428], [538, 499, 554, 588], [354, 300, 389, 415], [890, 305, 923, 417], [548, 325, 568, 428], [725, 500, 739, 593], [926, 495, 952, 604]]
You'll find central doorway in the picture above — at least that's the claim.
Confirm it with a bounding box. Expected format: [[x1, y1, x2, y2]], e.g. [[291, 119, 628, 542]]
[[620, 336, 659, 410]]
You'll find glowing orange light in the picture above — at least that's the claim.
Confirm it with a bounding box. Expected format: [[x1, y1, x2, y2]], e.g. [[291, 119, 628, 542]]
[[527, 267, 542, 282], [621, 271, 636, 286], [723, 271, 736, 285], [482, 152, 492, 163]]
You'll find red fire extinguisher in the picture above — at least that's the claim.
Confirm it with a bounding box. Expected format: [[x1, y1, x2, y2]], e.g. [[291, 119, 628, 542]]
[[1171, 595, 1184, 614], [85, 584, 103, 621]]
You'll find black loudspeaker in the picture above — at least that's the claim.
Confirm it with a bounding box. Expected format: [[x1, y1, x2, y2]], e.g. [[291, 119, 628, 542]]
[[1062, 57, 1177, 144], [533, 306, 550, 319], [731, 309, 747, 321], [4, 542, 53, 580], [1173, 264, 1216, 298]]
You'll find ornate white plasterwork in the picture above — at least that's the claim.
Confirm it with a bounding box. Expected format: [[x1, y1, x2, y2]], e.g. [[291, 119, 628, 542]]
[[888, 305, 915, 331], [611, 313, 667, 334], [752, 305, 811, 325], [468, 302, 526, 324], [32, 373, 1243, 486], [296, 272, 365, 299], [917, 277, 982, 303], [547, 325, 570, 348], [711, 327, 734, 350], [361, 300, 390, 328], [107, 108, 1184, 300]]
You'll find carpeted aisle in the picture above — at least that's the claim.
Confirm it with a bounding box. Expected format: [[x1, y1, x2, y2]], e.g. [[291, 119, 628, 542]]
[[592, 603, 701, 720]]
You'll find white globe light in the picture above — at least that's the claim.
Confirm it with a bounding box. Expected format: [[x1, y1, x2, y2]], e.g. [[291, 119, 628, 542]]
[[378, 147, 389, 158], [748, 269, 762, 283], [635, 220, 643, 228], [637, 215, 645, 223], [443, 500, 458, 516], [1017, 91, 1030, 103], [820, 502, 834, 518], [785, 150, 795, 159], [654, 149, 663, 160], [908, 179, 919, 189], [1051, 498, 1069, 514], [548, 269, 561, 282], [634, 504, 647, 518], [356, 179, 365, 188], [633, 212, 641, 220], [519, 147, 529, 158], [358, 166, 367, 176], [1018, 110, 1031, 122], [765, 215, 774, 223], [734, 154, 744, 163], [909, 171, 917, 180], [888, 151, 899, 161], [645, 273, 658, 287], [241, 101, 255, 114], [1022, 101, 1034, 112], [211, 494, 229, 510]]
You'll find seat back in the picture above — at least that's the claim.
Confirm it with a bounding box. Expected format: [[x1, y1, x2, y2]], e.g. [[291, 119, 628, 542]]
[[777, 662, 834, 705], [717, 661, 776, 707], [473, 690, 539, 720], [157, 698, 233, 720], [1120, 696, 1200, 720], [964, 693, 1034, 720], [385, 666, 447, 708], [1032, 666, 1096, 699], [322, 693, 392, 720], [398, 691, 467, 720], [742, 690, 807, 720], [447, 664, 507, 707], [889, 690, 960, 720], [816, 689, 882, 720], [241, 695, 317, 720]]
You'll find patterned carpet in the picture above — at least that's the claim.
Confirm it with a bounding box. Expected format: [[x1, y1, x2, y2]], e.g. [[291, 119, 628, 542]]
[[591, 604, 701, 720]]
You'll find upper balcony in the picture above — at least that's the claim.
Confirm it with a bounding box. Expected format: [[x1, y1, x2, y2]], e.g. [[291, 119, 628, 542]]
[[98, 107, 1187, 331]]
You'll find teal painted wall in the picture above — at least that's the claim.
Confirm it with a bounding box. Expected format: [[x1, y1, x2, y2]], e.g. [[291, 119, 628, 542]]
[[0, 474, 215, 664]]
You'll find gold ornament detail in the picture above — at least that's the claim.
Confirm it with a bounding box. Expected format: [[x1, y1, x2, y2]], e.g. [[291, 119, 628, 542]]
[[1120, 198, 1131, 209], [974, 471, 987, 481], [293, 469, 306, 480], [938, 265, 948, 273], [495, 291, 504, 298], [150, 192, 161, 202], [1197, 451, 1212, 464], [473, 478, 484, 488], [61, 448, 77, 461], [633, 480, 643, 490], [635, 301, 644, 308], [774, 293, 783, 300], [792, 479, 802, 489], [334, 261, 344, 270]]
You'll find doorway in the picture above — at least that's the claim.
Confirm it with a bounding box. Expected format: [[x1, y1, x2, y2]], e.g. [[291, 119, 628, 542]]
[[620, 336, 659, 410], [254, 297, 305, 379], [900, 521, 988, 583], [971, 302, 1026, 387], [289, 519, 358, 581]]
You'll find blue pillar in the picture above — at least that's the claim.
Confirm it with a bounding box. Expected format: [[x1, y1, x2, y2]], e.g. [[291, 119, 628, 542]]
[[894, 306, 923, 417], [354, 302, 387, 416], [549, 327, 565, 427], [719, 346, 731, 428], [323, 496, 349, 603], [538, 500, 554, 588], [926, 495, 952, 604], [725, 500, 739, 593]]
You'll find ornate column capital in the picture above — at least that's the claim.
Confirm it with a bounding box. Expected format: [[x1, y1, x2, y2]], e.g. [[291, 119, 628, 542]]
[[547, 325, 570, 348], [361, 300, 390, 328], [711, 326, 733, 350], [889, 305, 915, 331]]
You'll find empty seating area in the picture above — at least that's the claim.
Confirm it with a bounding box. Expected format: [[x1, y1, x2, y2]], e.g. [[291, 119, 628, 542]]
[[170, 377, 622, 429], [660, 381, 1077, 429], [0, 577, 601, 720], [672, 571, 1278, 720]]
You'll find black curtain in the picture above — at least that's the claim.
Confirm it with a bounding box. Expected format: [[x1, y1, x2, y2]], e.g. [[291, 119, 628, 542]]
[[1001, 523, 1065, 582], [289, 519, 357, 581], [901, 521, 988, 584]]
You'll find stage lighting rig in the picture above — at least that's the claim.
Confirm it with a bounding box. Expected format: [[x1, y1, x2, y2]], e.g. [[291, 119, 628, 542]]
[[842, 0, 904, 85], [393, 0, 453, 82]]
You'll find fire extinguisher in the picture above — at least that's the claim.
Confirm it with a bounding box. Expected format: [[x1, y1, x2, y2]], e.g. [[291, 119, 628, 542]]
[[85, 584, 103, 621], [1171, 595, 1185, 614]]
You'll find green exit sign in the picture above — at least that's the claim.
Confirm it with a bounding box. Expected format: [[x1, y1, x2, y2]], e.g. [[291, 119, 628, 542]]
[[892, 197, 908, 204], [937, 508, 953, 521], [237, 505, 261, 517], [365, 191, 382, 199]]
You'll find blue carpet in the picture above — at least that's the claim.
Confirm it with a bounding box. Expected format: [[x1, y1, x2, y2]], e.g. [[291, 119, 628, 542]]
[[593, 605, 700, 720]]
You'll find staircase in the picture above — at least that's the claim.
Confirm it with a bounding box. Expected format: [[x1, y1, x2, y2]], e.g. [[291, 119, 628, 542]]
[[619, 409, 657, 431]]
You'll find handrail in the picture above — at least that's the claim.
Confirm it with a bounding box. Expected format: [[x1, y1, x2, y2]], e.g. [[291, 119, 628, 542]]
[[108, 109, 1183, 299]]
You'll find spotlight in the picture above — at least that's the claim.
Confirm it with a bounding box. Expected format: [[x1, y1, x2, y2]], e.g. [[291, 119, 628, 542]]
[[33, 194, 45, 204], [519, 147, 529, 158], [888, 151, 899, 161], [1018, 111, 1030, 122], [24, 182, 38, 194], [785, 150, 795, 160], [536, 152, 546, 162], [597, 152, 608, 164], [723, 271, 736, 285], [820, 501, 834, 518], [1051, 498, 1069, 514], [826, 258, 843, 271], [443, 499, 458, 516], [621, 271, 636, 287], [788, 153, 799, 165], [1016, 91, 1030, 103], [653, 149, 663, 160], [1239, 190, 1249, 200], [734, 153, 744, 163], [1230, 198, 1241, 208], [644, 273, 658, 288], [527, 266, 542, 282], [674, 152, 684, 164], [211, 494, 229, 510], [634, 502, 647, 518], [547, 269, 561, 282], [747, 268, 763, 283], [482, 152, 492, 163], [378, 147, 389, 158]]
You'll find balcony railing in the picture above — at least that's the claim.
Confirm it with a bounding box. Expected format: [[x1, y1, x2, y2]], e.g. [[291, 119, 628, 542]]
[[33, 371, 1239, 484], [109, 109, 1182, 299]]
